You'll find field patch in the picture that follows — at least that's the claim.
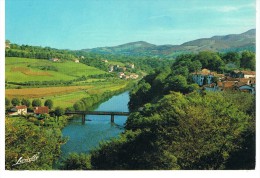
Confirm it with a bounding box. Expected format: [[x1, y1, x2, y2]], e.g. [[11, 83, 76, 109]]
[[11, 67, 52, 76], [5, 85, 94, 98]]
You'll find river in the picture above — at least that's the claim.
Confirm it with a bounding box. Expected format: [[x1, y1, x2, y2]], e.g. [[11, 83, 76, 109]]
[[60, 91, 130, 158]]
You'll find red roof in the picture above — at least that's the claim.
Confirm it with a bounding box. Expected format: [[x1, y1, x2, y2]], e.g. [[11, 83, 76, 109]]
[[15, 105, 27, 109], [34, 106, 49, 114]]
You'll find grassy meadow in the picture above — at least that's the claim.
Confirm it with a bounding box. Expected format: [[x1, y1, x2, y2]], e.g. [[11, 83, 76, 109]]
[[5, 57, 106, 82]]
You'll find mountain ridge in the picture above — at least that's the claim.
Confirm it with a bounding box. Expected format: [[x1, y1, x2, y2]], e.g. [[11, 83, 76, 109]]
[[82, 29, 256, 57]]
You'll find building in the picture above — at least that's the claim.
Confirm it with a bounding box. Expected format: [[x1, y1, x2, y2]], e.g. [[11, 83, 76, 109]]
[[109, 65, 114, 72], [74, 59, 80, 63], [130, 74, 139, 79], [5, 41, 10, 49], [238, 85, 255, 94], [127, 63, 135, 69], [230, 70, 256, 79], [122, 75, 130, 79], [9, 105, 27, 116], [49, 58, 60, 62], [102, 59, 108, 63], [118, 72, 125, 79], [192, 68, 214, 86], [34, 106, 49, 115]]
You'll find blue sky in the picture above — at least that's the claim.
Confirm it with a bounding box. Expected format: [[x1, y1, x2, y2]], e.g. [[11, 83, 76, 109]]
[[5, 0, 256, 50]]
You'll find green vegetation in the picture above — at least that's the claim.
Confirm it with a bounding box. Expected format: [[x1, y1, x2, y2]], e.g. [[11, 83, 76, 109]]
[[88, 91, 255, 170], [11, 98, 20, 106], [44, 99, 54, 109], [5, 116, 68, 170], [5, 57, 106, 83], [32, 99, 42, 107]]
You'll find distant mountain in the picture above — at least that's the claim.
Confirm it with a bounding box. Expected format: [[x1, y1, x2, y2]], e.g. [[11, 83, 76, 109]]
[[82, 29, 255, 57]]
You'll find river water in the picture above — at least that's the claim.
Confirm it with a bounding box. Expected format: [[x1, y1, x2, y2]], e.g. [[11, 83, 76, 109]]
[[60, 91, 129, 157]]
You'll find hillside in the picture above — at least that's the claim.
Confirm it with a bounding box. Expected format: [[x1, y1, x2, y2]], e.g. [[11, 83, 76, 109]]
[[5, 57, 106, 83], [82, 29, 255, 57]]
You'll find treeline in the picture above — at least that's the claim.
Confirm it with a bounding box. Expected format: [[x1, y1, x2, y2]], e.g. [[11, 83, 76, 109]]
[[68, 83, 134, 112], [5, 43, 76, 61], [6, 74, 115, 88]]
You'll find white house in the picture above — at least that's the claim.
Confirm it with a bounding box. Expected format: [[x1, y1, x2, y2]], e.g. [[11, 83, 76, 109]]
[[10, 105, 27, 116]]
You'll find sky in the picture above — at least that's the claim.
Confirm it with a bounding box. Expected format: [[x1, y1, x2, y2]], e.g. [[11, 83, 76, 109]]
[[5, 0, 256, 50]]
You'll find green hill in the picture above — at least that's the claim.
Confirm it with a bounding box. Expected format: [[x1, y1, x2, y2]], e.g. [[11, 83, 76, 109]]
[[82, 29, 255, 57], [5, 57, 106, 83]]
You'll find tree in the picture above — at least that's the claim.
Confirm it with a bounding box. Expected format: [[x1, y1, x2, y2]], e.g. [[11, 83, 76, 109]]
[[44, 99, 54, 109], [5, 97, 10, 107], [54, 107, 65, 118], [222, 52, 240, 67], [21, 98, 31, 107], [32, 99, 42, 107], [61, 153, 92, 170], [11, 98, 20, 106], [240, 51, 255, 70], [164, 75, 187, 93], [191, 60, 202, 73]]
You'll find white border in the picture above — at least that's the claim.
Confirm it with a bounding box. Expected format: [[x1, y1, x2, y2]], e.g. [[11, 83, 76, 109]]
[[0, 0, 259, 178]]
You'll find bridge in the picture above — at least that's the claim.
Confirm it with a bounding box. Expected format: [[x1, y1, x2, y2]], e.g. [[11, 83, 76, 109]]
[[65, 111, 130, 124]]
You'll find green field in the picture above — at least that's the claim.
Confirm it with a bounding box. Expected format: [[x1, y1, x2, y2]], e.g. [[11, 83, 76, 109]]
[[5, 57, 106, 82]]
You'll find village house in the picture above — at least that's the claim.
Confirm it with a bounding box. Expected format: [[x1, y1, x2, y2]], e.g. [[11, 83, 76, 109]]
[[5, 41, 10, 49], [108, 65, 114, 72], [192, 68, 214, 86], [130, 74, 139, 79], [118, 72, 125, 79], [230, 70, 256, 79], [74, 59, 80, 63], [9, 105, 27, 116], [127, 63, 135, 69], [102, 59, 108, 63], [34, 106, 49, 116], [122, 75, 130, 80], [49, 58, 60, 62]]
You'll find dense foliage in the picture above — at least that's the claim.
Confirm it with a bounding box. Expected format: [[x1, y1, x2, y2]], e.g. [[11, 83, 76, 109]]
[[5, 117, 67, 170], [5, 44, 76, 61], [90, 91, 255, 170]]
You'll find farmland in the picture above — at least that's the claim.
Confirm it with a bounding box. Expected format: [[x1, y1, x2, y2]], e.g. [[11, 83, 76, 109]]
[[5, 57, 106, 82], [5, 80, 129, 108], [5, 57, 134, 109]]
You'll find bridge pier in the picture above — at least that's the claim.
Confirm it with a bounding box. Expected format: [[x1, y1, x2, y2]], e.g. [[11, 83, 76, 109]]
[[82, 114, 86, 125], [111, 114, 114, 123]]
